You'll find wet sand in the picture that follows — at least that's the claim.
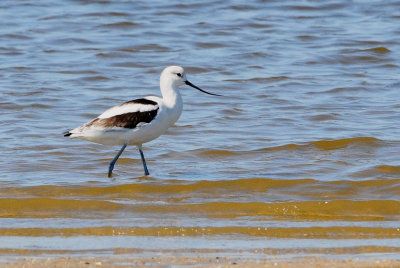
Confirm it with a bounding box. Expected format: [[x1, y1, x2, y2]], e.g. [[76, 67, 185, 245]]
[[2, 257, 400, 268]]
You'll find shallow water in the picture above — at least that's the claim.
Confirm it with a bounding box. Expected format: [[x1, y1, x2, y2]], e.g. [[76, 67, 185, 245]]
[[1, 0, 400, 261]]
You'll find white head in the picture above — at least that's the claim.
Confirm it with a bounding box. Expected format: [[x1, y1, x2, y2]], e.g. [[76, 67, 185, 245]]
[[160, 66, 187, 87], [160, 65, 221, 96]]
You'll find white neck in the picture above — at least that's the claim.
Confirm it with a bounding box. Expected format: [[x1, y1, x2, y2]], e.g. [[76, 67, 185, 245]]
[[160, 79, 183, 125], [160, 78, 182, 108]]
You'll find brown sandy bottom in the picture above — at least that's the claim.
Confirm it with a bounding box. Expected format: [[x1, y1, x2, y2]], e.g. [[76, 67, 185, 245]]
[[2, 257, 400, 268]]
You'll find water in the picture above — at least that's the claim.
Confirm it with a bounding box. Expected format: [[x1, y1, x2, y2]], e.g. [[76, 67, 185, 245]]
[[1, 0, 399, 262]]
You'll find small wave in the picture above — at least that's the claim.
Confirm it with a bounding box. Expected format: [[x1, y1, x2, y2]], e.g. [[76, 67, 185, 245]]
[[285, 3, 346, 11], [57, 70, 98, 75], [131, 44, 170, 52], [1, 225, 399, 239], [82, 75, 110, 81], [311, 137, 379, 150], [1, 177, 398, 201], [308, 114, 337, 121], [364, 47, 391, 54], [0, 178, 316, 198], [224, 76, 289, 83], [50, 38, 94, 45], [259, 137, 381, 152], [197, 149, 238, 157], [1, 198, 398, 221], [0, 198, 122, 218], [2, 34, 32, 40], [375, 165, 400, 174], [112, 62, 148, 68], [184, 67, 216, 74], [321, 87, 368, 94], [85, 12, 130, 17], [195, 42, 226, 49], [97, 22, 140, 29], [96, 52, 132, 58]]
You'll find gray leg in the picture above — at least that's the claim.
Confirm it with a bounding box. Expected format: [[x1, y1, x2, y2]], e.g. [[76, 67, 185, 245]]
[[138, 145, 150, 176], [108, 142, 128, 177]]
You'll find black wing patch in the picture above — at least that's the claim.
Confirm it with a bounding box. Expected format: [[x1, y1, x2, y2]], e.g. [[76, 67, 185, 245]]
[[123, 98, 158, 106], [88, 106, 159, 129]]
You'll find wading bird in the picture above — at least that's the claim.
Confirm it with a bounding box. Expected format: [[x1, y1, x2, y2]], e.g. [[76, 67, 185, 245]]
[[64, 66, 221, 177]]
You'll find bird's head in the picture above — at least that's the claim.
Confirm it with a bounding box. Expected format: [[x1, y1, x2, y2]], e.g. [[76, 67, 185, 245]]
[[160, 65, 221, 96]]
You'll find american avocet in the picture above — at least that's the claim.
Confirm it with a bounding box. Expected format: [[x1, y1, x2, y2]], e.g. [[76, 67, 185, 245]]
[[64, 66, 221, 177]]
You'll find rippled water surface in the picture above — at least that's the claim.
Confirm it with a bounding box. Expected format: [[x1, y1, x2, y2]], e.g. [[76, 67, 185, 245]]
[[1, 0, 400, 262]]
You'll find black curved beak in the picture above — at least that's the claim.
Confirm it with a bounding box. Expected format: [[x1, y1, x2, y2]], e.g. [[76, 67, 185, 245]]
[[185, 80, 222, 96]]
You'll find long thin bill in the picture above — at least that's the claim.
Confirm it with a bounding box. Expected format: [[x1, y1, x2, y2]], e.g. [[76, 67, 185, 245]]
[[185, 80, 222, 96]]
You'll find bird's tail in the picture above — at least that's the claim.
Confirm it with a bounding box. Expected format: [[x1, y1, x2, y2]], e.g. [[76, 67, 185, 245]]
[[63, 130, 72, 137]]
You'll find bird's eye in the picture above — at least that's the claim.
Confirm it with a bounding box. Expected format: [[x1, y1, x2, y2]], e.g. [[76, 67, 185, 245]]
[[177, 73, 182, 77]]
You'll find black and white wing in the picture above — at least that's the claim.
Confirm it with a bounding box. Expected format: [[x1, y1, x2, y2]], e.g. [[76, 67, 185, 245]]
[[64, 98, 159, 136]]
